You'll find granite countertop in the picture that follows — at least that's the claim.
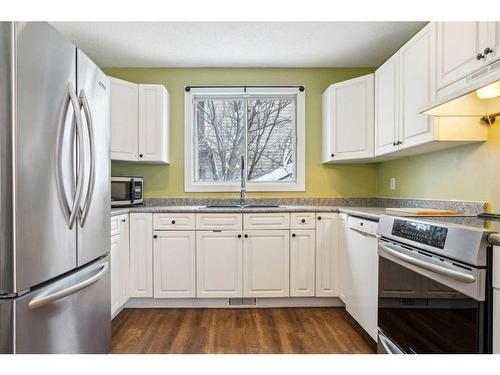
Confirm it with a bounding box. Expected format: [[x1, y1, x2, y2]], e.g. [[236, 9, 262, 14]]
[[111, 198, 500, 246], [112, 205, 470, 221]]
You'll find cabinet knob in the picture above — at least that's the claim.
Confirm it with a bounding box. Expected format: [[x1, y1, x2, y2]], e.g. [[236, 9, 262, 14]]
[[476, 53, 485, 61], [238, 234, 242, 238], [292, 233, 296, 237], [121, 219, 126, 223], [301, 218, 306, 223], [171, 220, 176, 224], [244, 234, 248, 238], [139, 154, 143, 158], [393, 141, 396, 146], [153, 234, 158, 239], [330, 153, 335, 157], [317, 216, 322, 220], [484, 47, 494, 55]]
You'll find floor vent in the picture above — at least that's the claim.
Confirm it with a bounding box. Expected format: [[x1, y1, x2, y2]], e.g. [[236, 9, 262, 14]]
[[229, 298, 257, 306]]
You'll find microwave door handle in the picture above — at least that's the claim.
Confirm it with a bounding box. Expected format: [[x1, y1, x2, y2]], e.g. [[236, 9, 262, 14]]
[[55, 84, 73, 227], [78, 89, 95, 227], [130, 178, 135, 204], [378, 243, 476, 284]]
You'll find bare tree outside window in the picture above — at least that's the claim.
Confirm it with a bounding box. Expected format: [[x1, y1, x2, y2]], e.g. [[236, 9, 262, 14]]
[[194, 96, 296, 184]]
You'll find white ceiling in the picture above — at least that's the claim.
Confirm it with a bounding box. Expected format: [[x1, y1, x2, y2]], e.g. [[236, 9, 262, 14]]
[[51, 22, 427, 68]]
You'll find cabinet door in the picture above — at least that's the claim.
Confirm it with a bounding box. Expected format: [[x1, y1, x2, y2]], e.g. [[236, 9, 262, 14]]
[[328, 74, 374, 161], [436, 22, 488, 89], [196, 231, 243, 298], [494, 289, 500, 354], [315, 213, 339, 297], [110, 77, 139, 161], [243, 230, 289, 298], [486, 22, 500, 63], [129, 213, 153, 297], [399, 23, 437, 149], [375, 53, 399, 156], [336, 214, 348, 301], [138, 84, 169, 164], [118, 215, 130, 307], [153, 231, 196, 298], [110, 235, 120, 317], [290, 230, 315, 297]]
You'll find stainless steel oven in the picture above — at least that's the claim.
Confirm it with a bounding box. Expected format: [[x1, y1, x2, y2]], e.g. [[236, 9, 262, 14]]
[[111, 176, 143, 207], [376, 215, 494, 354]]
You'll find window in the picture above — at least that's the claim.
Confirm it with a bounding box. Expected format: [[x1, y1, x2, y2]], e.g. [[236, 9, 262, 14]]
[[185, 87, 305, 192]]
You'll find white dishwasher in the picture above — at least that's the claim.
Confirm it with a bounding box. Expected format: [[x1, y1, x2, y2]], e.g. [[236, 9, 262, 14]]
[[345, 215, 379, 340]]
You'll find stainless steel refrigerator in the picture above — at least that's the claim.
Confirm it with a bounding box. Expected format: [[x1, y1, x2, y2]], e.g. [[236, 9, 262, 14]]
[[0, 22, 111, 354]]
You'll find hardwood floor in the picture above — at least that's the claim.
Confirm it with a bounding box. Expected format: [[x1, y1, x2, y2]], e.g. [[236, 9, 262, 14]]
[[111, 307, 375, 354]]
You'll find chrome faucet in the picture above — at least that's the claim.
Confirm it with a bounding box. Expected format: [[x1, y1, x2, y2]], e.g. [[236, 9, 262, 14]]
[[240, 154, 246, 206]]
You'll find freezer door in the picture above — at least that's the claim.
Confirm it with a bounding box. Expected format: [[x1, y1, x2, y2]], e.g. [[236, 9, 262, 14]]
[[76, 50, 111, 266], [14, 256, 110, 354], [14, 22, 78, 292]]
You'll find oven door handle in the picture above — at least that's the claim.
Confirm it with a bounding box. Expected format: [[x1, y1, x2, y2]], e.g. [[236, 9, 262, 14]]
[[378, 243, 476, 284]]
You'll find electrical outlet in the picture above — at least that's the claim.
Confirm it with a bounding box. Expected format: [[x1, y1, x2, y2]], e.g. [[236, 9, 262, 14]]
[[390, 177, 396, 191]]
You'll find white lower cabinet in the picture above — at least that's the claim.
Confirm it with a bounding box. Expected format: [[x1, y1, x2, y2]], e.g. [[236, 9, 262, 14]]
[[290, 230, 315, 297], [196, 231, 243, 298], [315, 213, 339, 297], [494, 288, 500, 354], [243, 230, 290, 298], [110, 214, 130, 318], [129, 213, 153, 297], [336, 214, 348, 301], [153, 231, 196, 298], [110, 235, 121, 316]]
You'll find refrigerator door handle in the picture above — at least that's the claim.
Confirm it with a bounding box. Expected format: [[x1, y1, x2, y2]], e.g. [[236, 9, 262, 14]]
[[78, 89, 96, 227], [69, 84, 86, 229], [28, 262, 109, 310], [55, 84, 73, 227]]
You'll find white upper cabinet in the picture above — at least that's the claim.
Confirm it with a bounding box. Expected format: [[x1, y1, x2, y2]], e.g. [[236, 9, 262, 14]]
[[375, 53, 399, 156], [374, 22, 487, 158], [110, 77, 139, 161], [110, 77, 169, 164], [436, 22, 500, 91], [138, 84, 169, 163], [399, 23, 437, 149], [322, 74, 374, 162]]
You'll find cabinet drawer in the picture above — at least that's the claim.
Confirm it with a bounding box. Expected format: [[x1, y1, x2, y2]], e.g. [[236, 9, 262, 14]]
[[111, 215, 122, 237], [244, 213, 290, 230], [493, 245, 500, 289], [196, 213, 242, 230], [153, 213, 196, 230], [290, 212, 316, 229]]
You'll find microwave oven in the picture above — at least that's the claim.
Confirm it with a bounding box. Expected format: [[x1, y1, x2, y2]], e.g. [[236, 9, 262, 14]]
[[111, 177, 144, 207]]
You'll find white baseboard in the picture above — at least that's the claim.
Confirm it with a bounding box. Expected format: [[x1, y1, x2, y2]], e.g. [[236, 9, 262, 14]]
[[124, 297, 344, 309]]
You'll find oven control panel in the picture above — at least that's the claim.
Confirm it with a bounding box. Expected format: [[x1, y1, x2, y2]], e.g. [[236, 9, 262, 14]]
[[391, 219, 448, 249]]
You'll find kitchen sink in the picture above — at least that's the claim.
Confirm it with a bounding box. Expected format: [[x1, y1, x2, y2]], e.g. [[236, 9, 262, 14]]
[[202, 204, 282, 209]]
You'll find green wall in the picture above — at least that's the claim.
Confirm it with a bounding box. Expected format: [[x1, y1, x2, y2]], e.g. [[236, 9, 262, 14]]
[[377, 122, 500, 212], [106, 68, 377, 198]]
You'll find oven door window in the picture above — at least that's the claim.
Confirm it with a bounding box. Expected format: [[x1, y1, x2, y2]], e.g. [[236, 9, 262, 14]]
[[111, 181, 131, 202], [378, 256, 484, 354]]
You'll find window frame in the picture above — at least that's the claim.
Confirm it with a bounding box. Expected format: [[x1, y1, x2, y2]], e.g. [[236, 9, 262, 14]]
[[185, 86, 305, 192]]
